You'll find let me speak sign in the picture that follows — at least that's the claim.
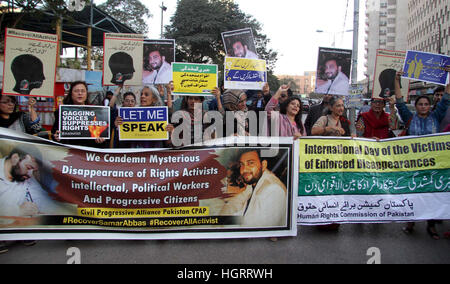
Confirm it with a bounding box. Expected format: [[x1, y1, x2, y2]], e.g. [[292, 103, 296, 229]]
[[118, 107, 169, 141]]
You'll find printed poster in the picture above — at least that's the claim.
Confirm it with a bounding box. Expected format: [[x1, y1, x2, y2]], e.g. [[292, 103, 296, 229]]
[[224, 57, 267, 90], [402, 50, 450, 85], [172, 63, 218, 96], [59, 105, 110, 140], [315, 47, 352, 96], [2, 28, 58, 98], [297, 134, 450, 225], [373, 49, 410, 100], [103, 33, 145, 86], [118, 107, 169, 141], [222, 28, 259, 59], [143, 39, 175, 85], [0, 131, 297, 240]]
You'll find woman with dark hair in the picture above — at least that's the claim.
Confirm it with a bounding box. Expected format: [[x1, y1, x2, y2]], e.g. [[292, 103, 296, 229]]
[[168, 88, 222, 147], [311, 96, 353, 137], [396, 71, 450, 240], [0, 92, 41, 135], [395, 72, 449, 136], [266, 84, 306, 139], [51, 81, 107, 148]]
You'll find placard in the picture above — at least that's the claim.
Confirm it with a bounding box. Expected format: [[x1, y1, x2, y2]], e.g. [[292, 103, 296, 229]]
[[373, 49, 410, 99], [172, 63, 218, 96], [143, 39, 175, 85], [222, 28, 259, 59], [59, 105, 110, 140], [402, 50, 450, 85], [103, 33, 144, 86], [315, 47, 352, 96], [224, 57, 267, 90], [118, 107, 169, 141], [2, 28, 58, 98]]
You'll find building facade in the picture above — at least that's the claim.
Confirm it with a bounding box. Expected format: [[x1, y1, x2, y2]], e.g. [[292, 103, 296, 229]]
[[277, 72, 317, 96], [407, 0, 450, 55], [364, 0, 409, 89]]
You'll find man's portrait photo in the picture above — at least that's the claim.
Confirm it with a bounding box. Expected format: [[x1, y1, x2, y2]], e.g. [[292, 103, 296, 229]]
[[315, 47, 352, 96], [0, 144, 73, 218], [143, 39, 175, 85], [220, 148, 289, 228], [222, 28, 259, 60]]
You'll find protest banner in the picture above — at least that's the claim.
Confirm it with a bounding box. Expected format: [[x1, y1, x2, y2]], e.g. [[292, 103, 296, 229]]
[[143, 39, 175, 85], [172, 63, 218, 96], [222, 28, 259, 59], [2, 28, 58, 98], [373, 49, 410, 100], [224, 57, 267, 90], [103, 33, 145, 86], [118, 107, 169, 141], [315, 47, 352, 96], [402, 50, 450, 85], [297, 134, 450, 225], [0, 130, 297, 240], [59, 105, 110, 140]]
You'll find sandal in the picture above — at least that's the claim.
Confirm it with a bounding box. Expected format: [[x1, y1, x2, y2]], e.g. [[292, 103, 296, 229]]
[[427, 226, 440, 240]]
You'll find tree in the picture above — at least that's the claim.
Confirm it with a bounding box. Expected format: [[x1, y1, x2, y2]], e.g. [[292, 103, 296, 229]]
[[98, 0, 151, 34], [165, 0, 278, 87]]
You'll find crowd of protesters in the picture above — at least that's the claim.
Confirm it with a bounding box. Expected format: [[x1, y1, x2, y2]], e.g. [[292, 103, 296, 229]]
[[1, 67, 450, 253]]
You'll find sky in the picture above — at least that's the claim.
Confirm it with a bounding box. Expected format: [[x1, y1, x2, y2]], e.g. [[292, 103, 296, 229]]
[[93, 0, 366, 80], [142, 0, 366, 80]]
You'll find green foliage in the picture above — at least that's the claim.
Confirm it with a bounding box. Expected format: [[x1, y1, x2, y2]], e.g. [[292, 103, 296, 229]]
[[98, 0, 152, 34]]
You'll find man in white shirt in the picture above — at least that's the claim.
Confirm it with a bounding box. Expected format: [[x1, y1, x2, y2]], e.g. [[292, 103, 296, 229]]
[[315, 58, 350, 96], [221, 150, 287, 227], [143, 50, 172, 85], [0, 148, 72, 217], [232, 40, 259, 59], [0, 151, 41, 217]]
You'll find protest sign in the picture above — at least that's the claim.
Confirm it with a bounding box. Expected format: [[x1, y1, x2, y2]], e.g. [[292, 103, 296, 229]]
[[224, 57, 267, 90], [2, 28, 58, 98], [297, 134, 450, 225], [222, 28, 259, 59], [172, 63, 218, 96], [0, 130, 297, 240], [315, 47, 352, 96], [59, 105, 110, 140], [118, 107, 169, 141], [373, 49, 410, 99], [402, 50, 450, 85], [103, 33, 144, 86], [143, 39, 175, 85]]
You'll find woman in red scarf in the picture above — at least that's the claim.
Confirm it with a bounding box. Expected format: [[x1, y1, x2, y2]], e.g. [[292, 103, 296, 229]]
[[356, 97, 398, 139]]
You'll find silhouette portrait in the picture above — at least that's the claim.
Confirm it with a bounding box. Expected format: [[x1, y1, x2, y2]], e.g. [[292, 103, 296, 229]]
[[10, 54, 45, 95], [108, 52, 135, 85], [378, 68, 401, 98]]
